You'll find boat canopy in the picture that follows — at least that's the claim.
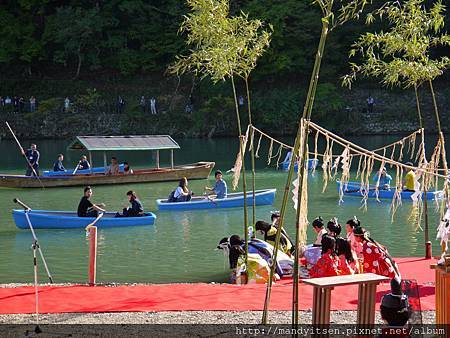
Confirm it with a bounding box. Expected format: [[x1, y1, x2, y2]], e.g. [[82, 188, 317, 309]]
[[68, 135, 180, 151]]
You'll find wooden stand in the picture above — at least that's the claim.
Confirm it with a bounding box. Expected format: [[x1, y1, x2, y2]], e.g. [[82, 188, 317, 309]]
[[431, 256, 450, 327], [303, 273, 389, 326], [88, 226, 98, 286]]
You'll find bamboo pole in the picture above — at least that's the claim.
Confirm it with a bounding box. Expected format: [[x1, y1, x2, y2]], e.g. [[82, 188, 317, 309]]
[[231, 76, 249, 269], [245, 78, 257, 230], [429, 80, 449, 255], [415, 84, 431, 259], [262, 17, 330, 325]]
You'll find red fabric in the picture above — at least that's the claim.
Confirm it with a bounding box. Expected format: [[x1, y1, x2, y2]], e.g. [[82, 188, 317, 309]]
[[0, 257, 435, 314], [310, 252, 341, 278]]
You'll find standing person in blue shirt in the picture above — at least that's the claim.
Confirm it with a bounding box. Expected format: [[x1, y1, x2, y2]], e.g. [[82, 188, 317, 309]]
[[53, 154, 66, 172], [22, 143, 40, 176], [205, 170, 228, 199], [373, 167, 392, 189]]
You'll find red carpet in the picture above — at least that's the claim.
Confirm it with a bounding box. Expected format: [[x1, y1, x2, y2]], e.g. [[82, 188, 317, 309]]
[[0, 257, 436, 314]]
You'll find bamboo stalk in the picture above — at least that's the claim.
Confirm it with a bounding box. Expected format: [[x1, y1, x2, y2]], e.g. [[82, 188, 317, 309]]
[[262, 18, 330, 325], [231, 76, 249, 270], [245, 78, 257, 230]]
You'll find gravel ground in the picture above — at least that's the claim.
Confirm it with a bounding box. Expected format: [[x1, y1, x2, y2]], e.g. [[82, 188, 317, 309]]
[[0, 310, 435, 324]]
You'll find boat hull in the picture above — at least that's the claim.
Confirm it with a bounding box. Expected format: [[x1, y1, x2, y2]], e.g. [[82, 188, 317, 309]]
[[0, 162, 214, 188], [42, 164, 125, 177], [280, 159, 318, 171], [156, 188, 276, 210], [13, 210, 157, 229], [337, 181, 442, 201]]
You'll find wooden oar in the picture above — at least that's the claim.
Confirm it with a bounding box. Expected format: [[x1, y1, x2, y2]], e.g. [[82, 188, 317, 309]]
[[72, 161, 82, 175], [5, 121, 44, 188], [85, 212, 104, 231], [204, 193, 218, 206]]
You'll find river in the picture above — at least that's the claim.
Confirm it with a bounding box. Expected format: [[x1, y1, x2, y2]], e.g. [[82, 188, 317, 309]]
[[0, 135, 444, 284]]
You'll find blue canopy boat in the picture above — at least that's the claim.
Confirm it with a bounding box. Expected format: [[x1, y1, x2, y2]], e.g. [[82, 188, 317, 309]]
[[337, 181, 443, 201], [280, 158, 319, 171], [42, 164, 125, 177], [156, 188, 276, 211], [13, 210, 157, 229]]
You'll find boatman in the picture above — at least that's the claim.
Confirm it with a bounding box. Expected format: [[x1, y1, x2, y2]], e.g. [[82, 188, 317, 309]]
[[22, 143, 40, 176], [78, 155, 91, 170], [403, 162, 416, 192], [373, 167, 392, 189], [106, 157, 120, 175], [77, 186, 106, 217], [205, 170, 227, 199], [53, 154, 66, 172]]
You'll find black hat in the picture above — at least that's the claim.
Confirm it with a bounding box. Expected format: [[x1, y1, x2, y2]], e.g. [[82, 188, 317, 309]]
[[215, 170, 223, 176]]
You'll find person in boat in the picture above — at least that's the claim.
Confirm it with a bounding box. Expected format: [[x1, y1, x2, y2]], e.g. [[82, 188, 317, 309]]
[[78, 155, 90, 170], [171, 177, 193, 202], [255, 220, 294, 256], [205, 170, 227, 199], [345, 216, 363, 256], [309, 234, 341, 278], [115, 190, 144, 217], [123, 162, 133, 175], [335, 237, 359, 275], [353, 226, 401, 290], [373, 167, 392, 189], [77, 186, 106, 217], [53, 154, 66, 172], [326, 218, 342, 238], [106, 157, 120, 175], [23, 143, 40, 176], [403, 162, 416, 192]]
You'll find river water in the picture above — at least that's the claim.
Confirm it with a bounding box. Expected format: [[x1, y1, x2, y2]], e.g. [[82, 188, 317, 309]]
[[0, 135, 444, 284]]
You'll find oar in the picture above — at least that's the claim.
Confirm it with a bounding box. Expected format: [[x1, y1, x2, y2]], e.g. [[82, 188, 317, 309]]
[[5, 121, 44, 188], [72, 161, 81, 175], [85, 212, 104, 231], [204, 193, 218, 206], [13, 198, 54, 283]]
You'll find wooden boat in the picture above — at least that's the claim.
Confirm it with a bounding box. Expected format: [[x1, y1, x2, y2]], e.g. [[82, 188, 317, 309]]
[[0, 162, 215, 188], [13, 210, 156, 229], [280, 159, 319, 171], [156, 188, 276, 211], [42, 164, 125, 177], [337, 181, 443, 201]]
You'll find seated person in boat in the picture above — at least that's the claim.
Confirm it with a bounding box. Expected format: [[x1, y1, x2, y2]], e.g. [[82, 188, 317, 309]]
[[373, 167, 392, 189], [336, 237, 359, 274], [345, 216, 363, 256], [379, 280, 411, 336], [77, 186, 106, 217], [170, 177, 193, 202], [283, 151, 293, 164], [106, 157, 120, 175], [205, 170, 227, 199], [255, 220, 294, 256], [353, 226, 401, 292], [123, 162, 133, 175], [78, 155, 90, 170], [326, 218, 342, 238], [53, 154, 66, 172], [115, 190, 144, 217], [403, 162, 416, 192], [309, 234, 341, 278]]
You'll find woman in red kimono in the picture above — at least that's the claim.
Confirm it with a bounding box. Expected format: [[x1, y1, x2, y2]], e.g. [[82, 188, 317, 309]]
[[353, 227, 400, 281], [336, 237, 359, 275], [309, 235, 341, 278]]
